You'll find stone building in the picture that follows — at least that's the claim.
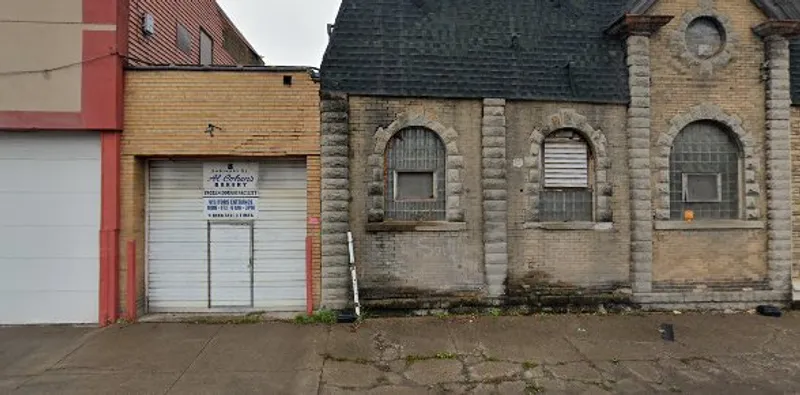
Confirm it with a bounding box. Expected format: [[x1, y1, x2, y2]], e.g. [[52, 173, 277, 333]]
[[320, 0, 800, 310]]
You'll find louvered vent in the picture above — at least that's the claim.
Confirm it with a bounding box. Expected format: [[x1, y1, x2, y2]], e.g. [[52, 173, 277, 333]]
[[543, 135, 588, 188]]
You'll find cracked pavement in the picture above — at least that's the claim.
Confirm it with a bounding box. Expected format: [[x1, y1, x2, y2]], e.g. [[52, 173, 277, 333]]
[[3, 312, 800, 394]]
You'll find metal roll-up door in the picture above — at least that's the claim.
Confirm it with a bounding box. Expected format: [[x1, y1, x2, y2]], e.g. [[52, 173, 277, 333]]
[[147, 161, 207, 311], [253, 161, 307, 311], [147, 159, 307, 312], [0, 132, 100, 324]]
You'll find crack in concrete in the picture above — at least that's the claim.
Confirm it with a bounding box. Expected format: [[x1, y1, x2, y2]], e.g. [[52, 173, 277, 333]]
[[162, 325, 223, 395]]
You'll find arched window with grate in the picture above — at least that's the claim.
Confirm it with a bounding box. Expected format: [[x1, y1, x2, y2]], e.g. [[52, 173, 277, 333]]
[[385, 127, 446, 221], [669, 121, 741, 220], [539, 130, 593, 222]]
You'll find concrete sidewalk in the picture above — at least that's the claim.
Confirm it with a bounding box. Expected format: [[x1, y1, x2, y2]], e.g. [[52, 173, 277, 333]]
[[2, 313, 800, 394]]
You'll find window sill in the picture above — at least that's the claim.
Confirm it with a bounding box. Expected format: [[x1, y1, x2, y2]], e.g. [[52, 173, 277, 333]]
[[366, 221, 467, 233], [654, 220, 765, 230], [524, 222, 614, 231]]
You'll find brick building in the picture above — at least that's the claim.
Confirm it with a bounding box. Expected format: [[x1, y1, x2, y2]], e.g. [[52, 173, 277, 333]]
[[320, 0, 800, 310], [0, 0, 262, 325], [127, 0, 262, 66], [122, 68, 321, 317]]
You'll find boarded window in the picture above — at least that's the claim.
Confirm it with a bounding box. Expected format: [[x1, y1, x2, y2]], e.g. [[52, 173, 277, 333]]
[[200, 29, 214, 65], [683, 173, 721, 202], [543, 134, 589, 188], [395, 172, 435, 200], [670, 121, 740, 220], [177, 24, 192, 54], [539, 131, 592, 222], [385, 127, 445, 221]]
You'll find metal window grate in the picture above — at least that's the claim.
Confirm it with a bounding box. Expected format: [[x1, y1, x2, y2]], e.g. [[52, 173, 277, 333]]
[[670, 121, 740, 220], [385, 127, 446, 221], [539, 189, 593, 222]]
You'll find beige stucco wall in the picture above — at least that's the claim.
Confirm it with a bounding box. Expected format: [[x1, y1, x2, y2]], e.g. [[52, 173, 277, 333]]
[[0, 0, 92, 112], [648, 0, 769, 285]]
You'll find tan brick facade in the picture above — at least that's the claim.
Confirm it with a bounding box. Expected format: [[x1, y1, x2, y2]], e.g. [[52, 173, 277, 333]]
[[648, 0, 769, 288], [122, 69, 320, 315]]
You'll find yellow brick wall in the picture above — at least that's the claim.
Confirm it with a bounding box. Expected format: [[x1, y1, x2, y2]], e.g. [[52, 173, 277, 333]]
[[648, 0, 769, 283], [121, 70, 321, 314]]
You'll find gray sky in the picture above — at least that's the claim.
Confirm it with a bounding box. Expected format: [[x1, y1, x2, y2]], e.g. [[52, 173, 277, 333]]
[[217, 0, 342, 67]]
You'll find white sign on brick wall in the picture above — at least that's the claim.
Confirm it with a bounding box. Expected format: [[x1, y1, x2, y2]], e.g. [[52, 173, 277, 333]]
[[203, 162, 259, 220]]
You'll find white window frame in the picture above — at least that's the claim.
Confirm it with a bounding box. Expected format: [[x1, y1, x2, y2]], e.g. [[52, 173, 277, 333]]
[[392, 170, 437, 202], [682, 173, 722, 203]]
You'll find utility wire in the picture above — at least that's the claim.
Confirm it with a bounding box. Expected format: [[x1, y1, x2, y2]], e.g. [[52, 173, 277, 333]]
[[0, 53, 119, 77]]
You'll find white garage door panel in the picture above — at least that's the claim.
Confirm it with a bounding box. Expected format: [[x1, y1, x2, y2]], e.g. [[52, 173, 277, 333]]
[[0, 227, 98, 258], [0, 132, 99, 325], [0, 258, 98, 290], [148, 245, 207, 261], [0, 290, 97, 324], [148, 159, 307, 313], [0, 194, 98, 226], [0, 160, 100, 192], [148, 229, 206, 243], [0, 132, 99, 158]]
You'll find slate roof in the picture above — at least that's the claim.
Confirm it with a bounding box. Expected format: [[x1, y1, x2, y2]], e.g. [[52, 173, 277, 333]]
[[321, 0, 632, 103], [322, 0, 800, 105]]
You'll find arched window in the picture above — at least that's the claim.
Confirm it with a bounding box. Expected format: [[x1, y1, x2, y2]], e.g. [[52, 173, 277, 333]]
[[669, 121, 740, 220], [385, 127, 446, 221], [539, 130, 593, 222]]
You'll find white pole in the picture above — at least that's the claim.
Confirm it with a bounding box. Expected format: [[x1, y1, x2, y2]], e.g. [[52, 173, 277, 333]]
[[347, 232, 361, 317]]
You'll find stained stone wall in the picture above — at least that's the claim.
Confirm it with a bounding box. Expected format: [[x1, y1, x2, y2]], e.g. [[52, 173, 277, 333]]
[[320, 92, 351, 309], [506, 102, 631, 295], [348, 97, 486, 301]]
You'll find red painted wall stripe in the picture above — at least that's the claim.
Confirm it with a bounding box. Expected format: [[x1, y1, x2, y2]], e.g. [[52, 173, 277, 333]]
[[306, 236, 313, 315], [126, 240, 137, 321], [0, 112, 85, 130], [84, 0, 118, 24], [100, 131, 121, 324]]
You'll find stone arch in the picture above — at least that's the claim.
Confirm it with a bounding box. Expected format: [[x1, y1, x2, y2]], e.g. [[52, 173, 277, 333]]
[[526, 109, 612, 223], [668, 5, 739, 77], [655, 103, 760, 221], [367, 113, 465, 223]]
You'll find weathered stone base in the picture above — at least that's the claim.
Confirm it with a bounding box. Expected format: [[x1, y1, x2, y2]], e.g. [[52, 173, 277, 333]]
[[635, 291, 789, 311]]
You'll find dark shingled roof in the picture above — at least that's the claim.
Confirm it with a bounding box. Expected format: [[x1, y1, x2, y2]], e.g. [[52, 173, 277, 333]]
[[322, 0, 632, 103], [322, 0, 800, 105]]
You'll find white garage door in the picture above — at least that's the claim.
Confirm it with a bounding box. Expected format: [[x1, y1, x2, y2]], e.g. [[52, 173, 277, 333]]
[[147, 160, 308, 312], [0, 132, 100, 324]]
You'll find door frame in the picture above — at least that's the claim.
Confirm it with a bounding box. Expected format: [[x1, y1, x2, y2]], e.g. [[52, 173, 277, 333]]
[[207, 220, 255, 308]]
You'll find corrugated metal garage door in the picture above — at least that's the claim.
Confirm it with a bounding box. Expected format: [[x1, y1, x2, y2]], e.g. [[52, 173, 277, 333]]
[[0, 132, 100, 324], [147, 160, 307, 312]]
